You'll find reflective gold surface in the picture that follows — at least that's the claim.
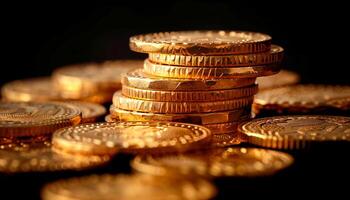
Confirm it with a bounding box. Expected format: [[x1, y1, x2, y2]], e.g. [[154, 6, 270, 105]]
[[65, 101, 106, 123], [257, 70, 300, 90]]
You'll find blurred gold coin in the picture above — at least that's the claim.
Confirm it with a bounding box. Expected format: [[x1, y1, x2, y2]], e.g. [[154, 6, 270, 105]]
[[113, 92, 253, 113], [205, 122, 240, 134], [109, 106, 251, 125], [122, 84, 258, 102], [122, 69, 256, 91], [254, 85, 350, 113], [42, 173, 216, 200], [211, 132, 244, 147], [0, 102, 81, 137], [132, 147, 293, 177], [148, 45, 283, 67], [53, 60, 142, 99], [65, 101, 106, 123], [130, 30, 271, 55], [256, 70, 300, 90], [52, 121, 211, 155], [144, 59, 281, 79], [0, 141, 109, 173], [239, 115, 350, 149]]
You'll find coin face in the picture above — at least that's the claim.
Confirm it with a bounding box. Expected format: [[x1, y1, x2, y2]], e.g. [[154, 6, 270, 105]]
[[240, 115, 350, 149], [256, 70, 300, 90], [42, 174, 216, 200], [132, 147, 293, 177], [65, 101, 106, 123], [122, 69, 257, 91], [130, 30, 272, 55], [0, 102, 81, 137], [52, 122, 211, 155], [211, 132, 243, 147]]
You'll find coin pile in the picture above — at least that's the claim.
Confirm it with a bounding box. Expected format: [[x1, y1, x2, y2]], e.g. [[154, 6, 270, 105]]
[[107, 31, 284, 146]]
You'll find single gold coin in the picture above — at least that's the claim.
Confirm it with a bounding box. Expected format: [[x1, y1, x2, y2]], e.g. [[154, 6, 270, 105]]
[[122, 84, 258, 102], [257, 70, 300, 90], [0, 142, 110, 173], [132, 147, 293, 177], [0, 102, 81, 137], [109, 106, 251, 125], [239, 115, 350, 149], [52, 121, 211, 155], [130, 30, 272, 55], [122, 69, 257, 91], [42, 173, 216, 200], [144, 59, 281, 79], [53, 60, 142, 99], [211, 132, 244, 147], [65, 101, 106, 123], [113, 92, 253, 113], [254, 85, 350, 111], [148, 45, 283, 67]]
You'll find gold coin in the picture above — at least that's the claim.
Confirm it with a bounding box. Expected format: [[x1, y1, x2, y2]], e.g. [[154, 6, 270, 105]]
[[122, 69, 256, 91], [113, 92, 253, 113], [0, 142, 109, 173], [122, 84, 258, 102], [144, 59, 281, 79], [65, 101, 106, 123], [52, 121, 211, 155], [239, 115, 350, 149], [131, 147, 293, 177], [130, 30, 272, 55], [109, 106, 251, 125], [254, 85, 350, 111], [205, 122, 240, 134], [53, 60, 142, 99], [42, 173, 216, 200], [0, 102, 81, 137], [211, 132, 244, 147], [257, 70, 300, 90], [148, 45, 283, 67]]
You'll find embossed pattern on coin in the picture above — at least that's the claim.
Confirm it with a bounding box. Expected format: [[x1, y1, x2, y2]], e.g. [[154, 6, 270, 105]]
[[52, 122, 211, 155], [240, 115, 350, 149], [132, 147, 293, 177], [130, 30, 272, 55], [65, 101, 106, 123], [0, 102, 81, 137], [212, 132, 243, 147]]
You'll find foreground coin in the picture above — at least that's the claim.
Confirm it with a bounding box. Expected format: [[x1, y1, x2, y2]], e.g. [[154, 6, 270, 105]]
[[0, 102, 81, 137], [239, 115, 350, 149], [122, 84, 258, 102], [256, 70, 300, 90], [42, 174, 216, 200], [66, 101, 106, 123], [144, 59, 281, 79], [122, 69, 256, 91], [148, 45, 283, 67], [53, 60, 142, 99], [52, 122, 211, 155], [254, 85, 350, 114], [130, 30, 272, 55], [109, 106, 251, 125], [132, 147, 293, 177], [113, 92, 253, 113], [0, 142, 109, 173]]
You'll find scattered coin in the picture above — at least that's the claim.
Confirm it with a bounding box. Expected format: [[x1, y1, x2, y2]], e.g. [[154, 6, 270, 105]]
[[65, 101, 106, 123]]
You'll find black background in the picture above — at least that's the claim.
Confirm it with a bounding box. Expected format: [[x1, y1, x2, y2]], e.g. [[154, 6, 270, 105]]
[[1, 1, 350, 200]]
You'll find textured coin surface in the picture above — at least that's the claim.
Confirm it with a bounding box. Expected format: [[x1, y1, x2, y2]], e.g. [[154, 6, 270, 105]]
[[52, 122, 211, 155], [257, 70, 300, 90], [65, 101, 106, 123], [144, 59, 281, 79], [122, 84, 258, 102], [130, 30, 271, 55], [240, 115, 350, 149], [109, 106, 251, 125], [148, 45, 283, 67], [0, 142, 109, 173], [254, 85, 350, 109], [42, 174, 216, 200], [211, 132, 244, 147], [205, 122, 241, 134], [53, 60, 142, 99], [122, 69, 256, 91], [113, 92, 253, 113], [0, 102, 81, 137], [132, 147, 293, 177]]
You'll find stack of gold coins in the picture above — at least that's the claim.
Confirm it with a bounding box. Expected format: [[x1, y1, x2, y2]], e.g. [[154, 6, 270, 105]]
[[107, 31, 284, 146]]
